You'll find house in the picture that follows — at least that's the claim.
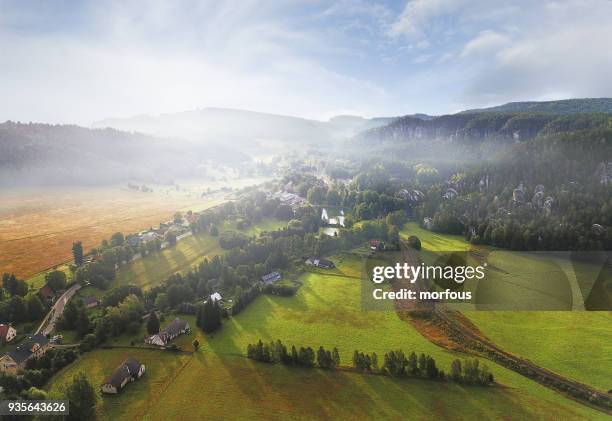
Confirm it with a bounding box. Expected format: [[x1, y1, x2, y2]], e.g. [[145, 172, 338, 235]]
[[210, 292, 223, 303], [38, 284, 55, 302], [101, 357, 146, 394], [0, 334, 50, 374], [261, 271, 282, 284], [82, 296, 99, 309], [369, 240, 385, 251], [140, 231, 158, 243], [274, 192, 307, 209], [145, 318, 190, 346], [0, 324, 16, 344], [305, 258, 335, 269], [126, 234, 141, 247]]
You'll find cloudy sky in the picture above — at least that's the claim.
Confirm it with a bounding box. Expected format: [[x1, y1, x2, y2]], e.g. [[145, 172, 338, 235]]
[[1, 0, 611, 125]]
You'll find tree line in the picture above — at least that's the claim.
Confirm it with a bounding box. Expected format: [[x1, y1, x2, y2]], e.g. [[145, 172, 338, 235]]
[[247, 339, 340, 369]]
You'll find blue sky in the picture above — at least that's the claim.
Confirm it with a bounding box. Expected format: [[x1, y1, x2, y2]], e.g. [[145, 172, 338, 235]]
[[1, 0, 612, 124]]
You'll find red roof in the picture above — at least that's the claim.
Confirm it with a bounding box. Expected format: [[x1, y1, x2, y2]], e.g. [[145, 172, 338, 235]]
[[0, 324, 9, 339], [39, 285, 55, 299]]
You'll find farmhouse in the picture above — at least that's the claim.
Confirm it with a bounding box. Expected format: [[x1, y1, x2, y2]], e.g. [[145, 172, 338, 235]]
[[0, 324, 17, 343], [274, 192, 306, 208], [262, 271, 282, 284], [145, 318, 190, 346], [38, 284, 56, 302], [82, 296, 99, 308], [101, 357, 146, 394], [369, 240, 385, 251], [0, 333, 50, 374], [305, 258, 335, 269], [210, 292, 223, 303], [126, 234, 141, 247]]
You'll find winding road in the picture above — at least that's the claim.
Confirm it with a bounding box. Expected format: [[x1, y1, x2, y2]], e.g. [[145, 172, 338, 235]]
[[35, 283, 81, 336]]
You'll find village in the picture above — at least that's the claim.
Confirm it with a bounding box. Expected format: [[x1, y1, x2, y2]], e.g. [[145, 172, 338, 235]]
[[0, 181, 361, 395]]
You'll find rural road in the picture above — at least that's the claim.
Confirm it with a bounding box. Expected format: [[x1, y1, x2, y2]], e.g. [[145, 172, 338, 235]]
[[36, 283, 82, 336]]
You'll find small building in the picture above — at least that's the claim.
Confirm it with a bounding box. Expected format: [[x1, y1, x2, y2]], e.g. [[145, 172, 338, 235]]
[[82, 296, 99, 309], [209, 292, 223, 303], [126, 234, 141, 247], [305, 258, 335, 269], [261, 271, 282, 285], [0, 324, 17, 344], [145, 318, 190, 346], [101, 357, 146, 394], [38, 285, 55, 302], [369, 240, 385, 251], [0, 334, 50, 374]]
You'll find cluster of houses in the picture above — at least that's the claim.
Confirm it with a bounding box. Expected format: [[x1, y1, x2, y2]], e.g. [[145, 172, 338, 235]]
[[0, 333, 50, 374], [101, 357, 146, 394], [126, 219, 190, 247], [122, 210, 203, 248], [145, 318, 190, 347]]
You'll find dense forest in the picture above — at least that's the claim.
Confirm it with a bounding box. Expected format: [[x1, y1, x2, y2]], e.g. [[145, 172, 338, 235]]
[[461, 98, 612, 114]]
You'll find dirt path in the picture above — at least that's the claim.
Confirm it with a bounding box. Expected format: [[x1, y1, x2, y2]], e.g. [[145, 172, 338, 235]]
[[396, 241, 612, 415]]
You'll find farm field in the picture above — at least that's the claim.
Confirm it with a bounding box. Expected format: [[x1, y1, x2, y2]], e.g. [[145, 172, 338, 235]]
[[0, 178, 267, 279], [401, 222, 612, 389], [46, 255, 606, 420], [465, 311, 612, 392], [113, 218, 287, 290]]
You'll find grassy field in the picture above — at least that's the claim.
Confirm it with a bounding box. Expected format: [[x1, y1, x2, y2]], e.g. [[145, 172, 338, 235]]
[[46, 255, 606, 420], [401, 222, 612, 390], [400, 222, 471, 252], [466, 311, 612, 391], [113, 218, 287, 290], [1, 178, 267, 279]]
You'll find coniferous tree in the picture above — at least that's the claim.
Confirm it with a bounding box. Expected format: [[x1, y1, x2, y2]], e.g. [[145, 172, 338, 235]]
[[147, 311, 160, 335], [72, 241, 84, 267]]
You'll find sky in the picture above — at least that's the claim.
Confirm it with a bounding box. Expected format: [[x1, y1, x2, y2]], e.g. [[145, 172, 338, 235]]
[[1, 0, 612, 125]]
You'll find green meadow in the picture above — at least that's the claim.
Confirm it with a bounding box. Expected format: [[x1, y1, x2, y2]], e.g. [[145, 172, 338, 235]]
[[401, 222, 612, 390], [466, 311, 612, 392], [113, 218, 287, 290], [47, 255, 606, 420], [47, 349, 604, 420]]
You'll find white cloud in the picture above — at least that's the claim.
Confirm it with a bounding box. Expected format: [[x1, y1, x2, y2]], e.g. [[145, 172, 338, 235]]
[[0, 1, 391, 124], [460, 30, 510, 58], [463, 0, 612, 104], [389, 0, 465, 39]]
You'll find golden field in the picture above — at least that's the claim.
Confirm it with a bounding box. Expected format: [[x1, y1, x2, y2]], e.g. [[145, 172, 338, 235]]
[[0, 179, 264, 279]]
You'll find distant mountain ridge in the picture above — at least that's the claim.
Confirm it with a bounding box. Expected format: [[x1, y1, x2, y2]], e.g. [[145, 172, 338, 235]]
[[0, 122, 243, 186], [460, 98, 612, 114], [93, 107, 393, 154], [353, 110, 612, 162]]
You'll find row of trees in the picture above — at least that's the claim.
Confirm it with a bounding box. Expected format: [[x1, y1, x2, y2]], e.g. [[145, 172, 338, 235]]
[[247, 339, 340, 369], [352, 349, 494, 385]]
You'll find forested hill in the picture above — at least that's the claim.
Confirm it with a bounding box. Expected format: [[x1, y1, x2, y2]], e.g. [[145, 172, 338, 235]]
[[0, 122, 245, 186], [460, 98, 612, 114], [355, 111, 612, 148]]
